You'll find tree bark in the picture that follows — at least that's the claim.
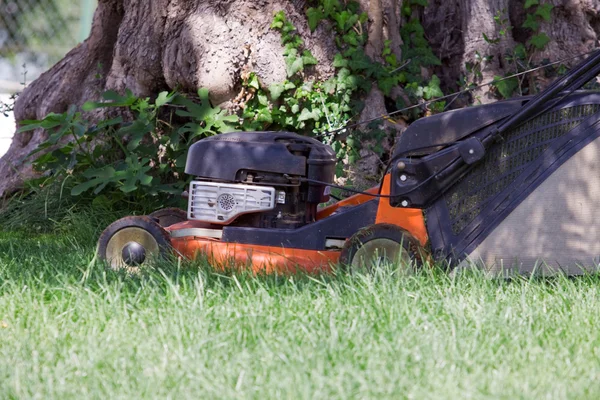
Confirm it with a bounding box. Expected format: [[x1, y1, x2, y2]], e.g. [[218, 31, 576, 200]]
[[2, 0, 600, 197]]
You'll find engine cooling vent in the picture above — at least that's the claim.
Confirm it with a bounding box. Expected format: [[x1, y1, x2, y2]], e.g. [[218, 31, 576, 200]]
[[188, 181, 276, 224], [444, 104, 600, 235]]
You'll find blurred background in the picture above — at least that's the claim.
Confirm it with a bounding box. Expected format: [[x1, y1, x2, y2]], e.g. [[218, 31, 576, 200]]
[[0, 0, 96, 157]]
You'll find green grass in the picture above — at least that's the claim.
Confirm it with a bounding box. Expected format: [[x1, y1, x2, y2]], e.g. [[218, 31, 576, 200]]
[[1, 218, 600, 399]]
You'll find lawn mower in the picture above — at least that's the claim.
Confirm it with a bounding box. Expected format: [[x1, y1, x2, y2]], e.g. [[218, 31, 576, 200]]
[[98, 49, 600, 276]]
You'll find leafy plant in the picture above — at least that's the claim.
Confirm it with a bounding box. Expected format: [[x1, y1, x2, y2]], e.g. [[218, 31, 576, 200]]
[[19, 88, 237, 206], [523, 1, 553, 51]]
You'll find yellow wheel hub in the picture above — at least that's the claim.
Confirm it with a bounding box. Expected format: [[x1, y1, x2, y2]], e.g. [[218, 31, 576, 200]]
[[351, 238, 413, 272], [105, 227, 160, 271]]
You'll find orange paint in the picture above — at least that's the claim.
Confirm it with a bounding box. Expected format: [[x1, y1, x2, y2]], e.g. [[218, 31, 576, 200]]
[[167, 174, 428, 273], [171, 236, 340, 274], [375, 174, 428, 246], [317, 188, 378, 219]]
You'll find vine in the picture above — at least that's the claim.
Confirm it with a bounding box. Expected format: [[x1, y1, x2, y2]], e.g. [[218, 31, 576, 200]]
[[16, 1, 447, 207], [478, 2, 555, 100]]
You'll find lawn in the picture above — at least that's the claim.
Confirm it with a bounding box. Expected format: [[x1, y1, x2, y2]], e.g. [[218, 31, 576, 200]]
[[1, 224, 600, 399]]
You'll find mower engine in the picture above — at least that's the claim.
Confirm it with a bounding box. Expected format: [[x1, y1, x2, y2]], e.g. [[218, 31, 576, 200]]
[[184, 132, 337, 229]]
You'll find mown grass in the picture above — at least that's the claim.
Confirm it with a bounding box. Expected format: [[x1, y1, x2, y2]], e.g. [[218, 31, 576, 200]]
[[1, 213, 600, 399]]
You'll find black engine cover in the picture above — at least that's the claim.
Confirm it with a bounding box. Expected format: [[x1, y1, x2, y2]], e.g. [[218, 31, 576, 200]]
[[185, 131, 336, 182]]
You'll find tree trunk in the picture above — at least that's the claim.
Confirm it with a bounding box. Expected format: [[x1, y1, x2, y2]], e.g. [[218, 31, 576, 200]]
[[2, 0, 600, 197]]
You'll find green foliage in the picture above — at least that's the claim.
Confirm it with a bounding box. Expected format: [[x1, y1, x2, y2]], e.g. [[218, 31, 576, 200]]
[[19, 88, 237, 204], [14, 1, 447, 209], [478, 3, 554, 100], [521, 2, 554, 51], [528, 33, 551, 50], [493, 75, 519, 99], [397, 0, 445, 114]]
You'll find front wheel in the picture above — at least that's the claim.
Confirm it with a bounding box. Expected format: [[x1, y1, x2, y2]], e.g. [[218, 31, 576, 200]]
[[339, 223, 425, 274], [97, 216, 172, 272]]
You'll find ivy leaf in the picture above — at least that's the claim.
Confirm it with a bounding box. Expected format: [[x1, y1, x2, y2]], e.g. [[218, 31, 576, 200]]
[[333, 53, 348, 68], [306, 7, 324, 31], [298, 108, 320, 122], [422, 75, 443, 100], [257, 93, 269, 106], [378, 76, 398, 96], [411, 0, 428, 6], [271, 11, 285, 29], [535, 4, 554, 21], [524, 0, 539, 8], [493, 76, 519, 99], [286, 57, 304, 77], [247, 73, 261, 90], [323, 0, 341, 16], [522, 14, 539, 31], [256, 108, 273, 123], [322, 78, 337, 94], [302, 50, 318, 66], [269, 83, 285, 100], [334, 11, 358, 32], [528, 33, 551, 50], [514, 43, 527, 60]]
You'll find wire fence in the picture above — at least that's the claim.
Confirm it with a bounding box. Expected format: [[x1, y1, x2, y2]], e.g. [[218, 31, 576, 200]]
[[0, 0, 96, 89]]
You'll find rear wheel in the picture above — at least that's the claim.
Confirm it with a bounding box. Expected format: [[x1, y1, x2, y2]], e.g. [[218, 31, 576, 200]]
[[97, 216, 172, 272], [149, 207, 188, 227], [340, 223, 424, 273]]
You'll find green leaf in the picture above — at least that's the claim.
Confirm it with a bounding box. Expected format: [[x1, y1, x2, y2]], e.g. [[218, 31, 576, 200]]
[[535, 3, 554, 21], [197, 88, 210, 102], [256, 108, 273, 123], [524, 0, 539, 8], [247, 74, 260, 90], [306, 7, 324, 31], [298, 108, 319, 122], [271, 11, 285, 29], [269, 83, 285, 100], [286, 56, 304, 77], [72, 166, 117, 196], [493, 75, 519, 99], [528, 33, 551, 50], [422, 75, 443, 100], [514, 44, 527, 59], [257, 93, 269, 106], [323, 0, 341, 16], [155, 91, 175, 108], [302, 50, 318, 66], [522, 14, 539, 31], [482, 32, 500, 44], [378, 76, 398, 96], [120, 120, 153, 151], [333, 53, 349, 68]]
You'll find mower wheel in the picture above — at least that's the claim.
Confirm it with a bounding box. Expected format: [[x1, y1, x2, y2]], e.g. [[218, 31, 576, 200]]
[[97, 216, 172, 272], [339, 223, 423, 273], [149, 207, 188, 227]]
